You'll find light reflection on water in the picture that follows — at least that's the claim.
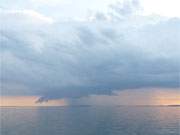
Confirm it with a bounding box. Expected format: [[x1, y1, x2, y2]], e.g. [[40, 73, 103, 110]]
[[0, 106, 180, 135]]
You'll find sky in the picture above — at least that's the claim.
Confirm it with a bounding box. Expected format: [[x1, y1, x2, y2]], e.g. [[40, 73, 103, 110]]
[[0, 0, 180, 106]]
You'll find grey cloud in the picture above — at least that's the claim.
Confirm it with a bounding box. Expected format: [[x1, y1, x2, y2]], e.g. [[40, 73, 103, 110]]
[[35, 97, 48, 103], [109, 0, 141, 18], [0, 10, 180, 100]]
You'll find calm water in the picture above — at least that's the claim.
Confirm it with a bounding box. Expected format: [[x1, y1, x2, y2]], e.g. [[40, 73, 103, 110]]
[[0, 106, 180, 135]]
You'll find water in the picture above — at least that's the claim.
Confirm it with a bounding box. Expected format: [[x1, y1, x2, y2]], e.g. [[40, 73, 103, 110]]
[[0, 106, 180, 135]]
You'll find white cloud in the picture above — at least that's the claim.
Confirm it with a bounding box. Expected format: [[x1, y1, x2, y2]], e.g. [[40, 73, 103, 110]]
[[0, 9, 54, 24], [140, 0, 180, 17]]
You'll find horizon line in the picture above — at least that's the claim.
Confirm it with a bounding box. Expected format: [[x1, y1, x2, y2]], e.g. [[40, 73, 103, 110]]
[[0, 104, 180, 108]]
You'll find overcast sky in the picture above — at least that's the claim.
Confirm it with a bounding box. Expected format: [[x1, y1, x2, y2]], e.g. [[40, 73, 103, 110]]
[[0, 0, 180, 103]]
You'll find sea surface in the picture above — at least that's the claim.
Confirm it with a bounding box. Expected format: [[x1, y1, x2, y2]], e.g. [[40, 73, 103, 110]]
[[0, 106, 179, 135]]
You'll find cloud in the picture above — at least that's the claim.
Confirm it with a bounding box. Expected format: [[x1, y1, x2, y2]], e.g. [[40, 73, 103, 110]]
[[0, 7, 180, 101], [109, 0, 141, 18], [69, 88, 180, 106], [35, 96, 49, 103], [0, 9, 54, 25]]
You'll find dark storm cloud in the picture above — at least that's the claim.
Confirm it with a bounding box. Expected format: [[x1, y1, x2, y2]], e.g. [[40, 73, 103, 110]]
[[0, 9, 180, 100]]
